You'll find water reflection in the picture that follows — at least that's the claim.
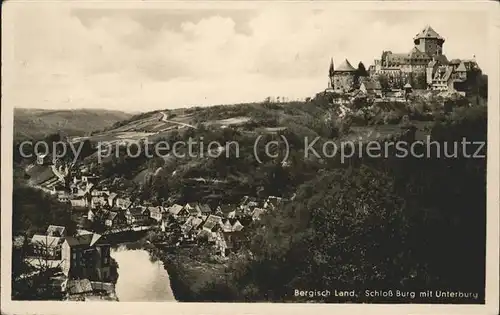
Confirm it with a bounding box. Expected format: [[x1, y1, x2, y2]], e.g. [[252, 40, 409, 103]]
[[111, 245, 175, 301]]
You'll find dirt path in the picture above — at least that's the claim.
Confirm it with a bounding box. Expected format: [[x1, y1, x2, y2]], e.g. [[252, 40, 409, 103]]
[[160, 112, 197, 129]]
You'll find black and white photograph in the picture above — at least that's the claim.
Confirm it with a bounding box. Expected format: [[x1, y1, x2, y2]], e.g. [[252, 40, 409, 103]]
[[1, 1, 498, 314]]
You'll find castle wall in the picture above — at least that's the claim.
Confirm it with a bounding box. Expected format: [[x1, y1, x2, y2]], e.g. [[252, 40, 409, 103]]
[[415, 38, 442, 56], [333, 73, 355, 93]]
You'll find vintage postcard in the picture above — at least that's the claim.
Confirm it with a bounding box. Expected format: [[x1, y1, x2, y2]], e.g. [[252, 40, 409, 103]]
[[1, 1, 499, 315]]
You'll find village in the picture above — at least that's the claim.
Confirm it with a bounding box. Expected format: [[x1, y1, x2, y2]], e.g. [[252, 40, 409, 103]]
[[20, 153, 288, 301], [11, 23, 487, 303]]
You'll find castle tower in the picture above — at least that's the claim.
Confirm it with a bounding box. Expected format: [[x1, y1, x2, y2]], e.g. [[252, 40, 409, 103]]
[[328, 58, 335, 89], [332, 59, 357, 93], [413, 25, 445, 57]]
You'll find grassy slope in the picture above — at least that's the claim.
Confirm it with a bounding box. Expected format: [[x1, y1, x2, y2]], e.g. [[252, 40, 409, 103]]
[[14, 108, 133, 140]]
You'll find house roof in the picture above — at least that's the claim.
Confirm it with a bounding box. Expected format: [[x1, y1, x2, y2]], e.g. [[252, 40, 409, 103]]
[[182, 216, 204, 233], [222, 219, 233, 232], [31, 234, 62, 248], [187, 207, 200, 215], [76, 229, 93, 236], [67, 279, 93, 295], [232, 220, 244, 231], [203, 214, 223, 230], [404, 83, 412, 89], [251, 208, 266, 220], [149, 206, 164, 214], [106, 211, 118, 221], [408, 47, 429, 58], [434, 54, 449, 65], [414, 25, 444, 40], [184, 202, 197, 209], [147, 205, 160, 211], [191, 217, 204, 229], [462, 60, 480, 71], [408, 46, 421, 54], [182, 216, 195, 233], [386, 53, 408, 65], [27, 165, 57, 186], [335, 59, 356, 72], [223, 219, 244, 232], [265, 196, 283, 208], [456, 62, 467, 72], [47, 225, 66, 237], [168, 204, 184, 215], [199, 203, 212, 214], [217, 204, 235, 214], [65, 233, 103, 247], [128, 207, 148, 216]]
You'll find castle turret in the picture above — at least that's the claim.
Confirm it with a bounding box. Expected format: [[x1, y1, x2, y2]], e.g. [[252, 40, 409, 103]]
[[328, 58, 335, 89], [332, 59, 356, 93], [413, 25, 445, 57]]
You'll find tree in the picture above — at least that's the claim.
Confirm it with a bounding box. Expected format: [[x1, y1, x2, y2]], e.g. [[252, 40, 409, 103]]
[[356, 62, 368, 77], [13, 185, 77, 237], [477, 74, 488, 99], [13, 235, 65, 300], [377, 74, 391, 93], [90, 207, 109, 234]]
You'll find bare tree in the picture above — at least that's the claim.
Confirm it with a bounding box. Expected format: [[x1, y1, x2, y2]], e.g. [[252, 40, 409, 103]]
[[13, 235, 66, 300]]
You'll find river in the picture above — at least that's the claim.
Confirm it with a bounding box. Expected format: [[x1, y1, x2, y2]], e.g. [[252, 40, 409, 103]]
[[111, 245, 176, 301]]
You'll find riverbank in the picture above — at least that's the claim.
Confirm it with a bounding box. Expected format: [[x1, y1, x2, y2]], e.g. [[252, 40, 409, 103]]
[[144, 243, 229, 302]]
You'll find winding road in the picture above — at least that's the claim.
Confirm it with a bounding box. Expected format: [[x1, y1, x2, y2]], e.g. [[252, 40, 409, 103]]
[[160, 112, 197, 129]]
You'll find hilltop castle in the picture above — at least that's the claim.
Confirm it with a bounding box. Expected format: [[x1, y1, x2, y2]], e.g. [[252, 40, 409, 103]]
[[328, 25, 482, 95]]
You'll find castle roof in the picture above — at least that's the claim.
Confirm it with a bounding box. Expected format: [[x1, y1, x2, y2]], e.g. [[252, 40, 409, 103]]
[[414, 25, 444, 41], [428, 55, 449, 67], [409, 47, 421, 54], [456, 62, 467, 72], [443, 67, 453, 81], [335, 59, 356, 72], [462, 60, 480, 71], [435, 54, 449, 64], [65, 233, 103, 247], [408, 47, 429, 59]]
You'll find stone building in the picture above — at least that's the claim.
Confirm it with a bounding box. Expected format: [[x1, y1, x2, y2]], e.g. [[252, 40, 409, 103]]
[[372, 25, 481, 93], [426, 57, 481, 93], [374, 25, 447, 75], [328, 58, 357, 93], [326, 25, 482, 95], [61, 233, 111, 282]]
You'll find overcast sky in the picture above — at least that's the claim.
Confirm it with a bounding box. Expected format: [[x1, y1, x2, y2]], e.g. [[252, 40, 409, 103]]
[[3, 2, 493, 112]]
